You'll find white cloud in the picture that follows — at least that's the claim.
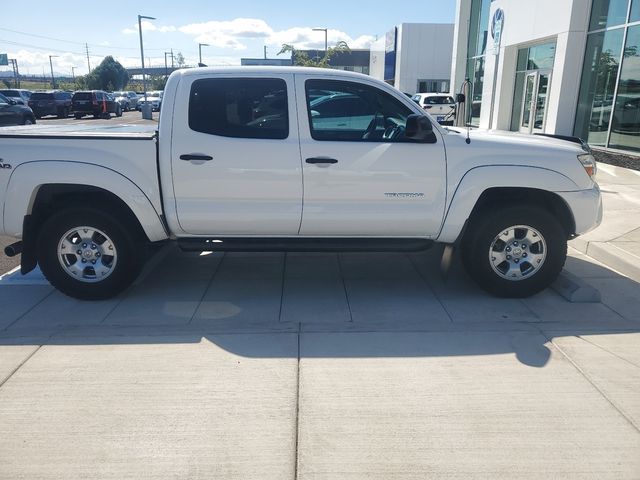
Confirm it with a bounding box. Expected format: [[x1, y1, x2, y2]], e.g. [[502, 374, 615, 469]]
[[122, 20, 176, 35], [176, 18, 375, 51]]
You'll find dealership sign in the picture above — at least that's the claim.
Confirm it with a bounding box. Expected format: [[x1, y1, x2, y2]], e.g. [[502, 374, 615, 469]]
[[491, 8, 504, 52], [0, 54, 8, 66]]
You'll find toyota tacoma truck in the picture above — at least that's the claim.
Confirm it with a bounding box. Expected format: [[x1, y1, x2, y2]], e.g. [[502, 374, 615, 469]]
[[0, 67, 602, 300]]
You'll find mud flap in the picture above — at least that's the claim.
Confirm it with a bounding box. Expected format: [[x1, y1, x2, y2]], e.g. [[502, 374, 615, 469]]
[[20, 215, 38, 275]]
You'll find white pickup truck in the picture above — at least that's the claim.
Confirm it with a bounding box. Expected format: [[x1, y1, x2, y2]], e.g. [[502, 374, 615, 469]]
[[0, 67, 602, 300]]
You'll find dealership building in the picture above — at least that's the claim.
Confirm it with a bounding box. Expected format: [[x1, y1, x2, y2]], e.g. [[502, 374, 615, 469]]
[[370, 23, 454, 94], [451, 0, 640, 153]]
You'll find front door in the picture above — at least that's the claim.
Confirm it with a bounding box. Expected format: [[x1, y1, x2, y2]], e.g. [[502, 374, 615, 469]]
[[295, 76, 447, 237], [170, 74, 303, 235], [519, 71, 551, 134]]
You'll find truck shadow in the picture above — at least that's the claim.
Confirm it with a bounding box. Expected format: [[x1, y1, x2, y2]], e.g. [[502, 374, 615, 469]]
[[0, 246, 638, 368]]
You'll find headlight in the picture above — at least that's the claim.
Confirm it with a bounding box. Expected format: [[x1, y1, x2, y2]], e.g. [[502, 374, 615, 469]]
[[578, 153, 597, 178]]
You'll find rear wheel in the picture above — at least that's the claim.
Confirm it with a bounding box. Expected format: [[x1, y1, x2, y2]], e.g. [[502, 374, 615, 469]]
[[116, 105, 122, 117], [37, 208, 145, 300], [461, 206, 567, 298], [22, 116, 35, 125], [74, 113, 83, 119]]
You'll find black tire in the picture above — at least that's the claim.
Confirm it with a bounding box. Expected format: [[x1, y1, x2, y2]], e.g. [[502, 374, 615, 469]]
[[116, 105, 122, 117], [22, 115, 35, 125], [37, 208, 145, 300], [461, 206, 567, 298], [74, 113, 83, 119]]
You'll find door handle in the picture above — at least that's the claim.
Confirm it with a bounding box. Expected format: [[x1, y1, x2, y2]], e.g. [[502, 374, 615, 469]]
[[180, 154, 213, 162], [306, 157, 338, 165]]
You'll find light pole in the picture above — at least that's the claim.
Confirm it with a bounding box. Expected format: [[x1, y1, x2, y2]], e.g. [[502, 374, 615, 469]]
[[49, 55, 58, 89], [71, 66, 76, 87], [313, 28, 328, 61], [138, 14, 156, 118], [198, 43, 209, 66]]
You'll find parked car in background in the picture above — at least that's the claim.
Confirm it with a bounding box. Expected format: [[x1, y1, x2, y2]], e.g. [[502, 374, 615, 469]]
[[412, 93, 456, 125], [0, 89, 32, 106], [0, 92, 36, 126], [27, 90, 72, 119], [72, 90, 122, 119], [112, 91, 139, 111], [137, 91, 163, 111]]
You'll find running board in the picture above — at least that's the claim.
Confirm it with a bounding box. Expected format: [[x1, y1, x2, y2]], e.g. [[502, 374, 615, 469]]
[[177, 237, 434, 253]]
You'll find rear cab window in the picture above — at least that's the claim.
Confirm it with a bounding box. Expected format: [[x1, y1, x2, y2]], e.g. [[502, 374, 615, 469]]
[[188, 77, 289, 139]]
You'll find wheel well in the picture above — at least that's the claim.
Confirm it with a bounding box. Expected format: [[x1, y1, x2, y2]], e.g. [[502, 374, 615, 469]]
[[468, 187, 576, 238], [29, 184, 149, 243]]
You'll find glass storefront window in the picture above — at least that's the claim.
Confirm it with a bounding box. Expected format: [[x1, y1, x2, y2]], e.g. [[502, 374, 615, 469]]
[[527, 44, 556, 70], [609, 25, 640, 151], [590, 0, 630, 30], [470, 57, 485, 126], [630, 0, 640, 22], [574, 29, 624, 146]]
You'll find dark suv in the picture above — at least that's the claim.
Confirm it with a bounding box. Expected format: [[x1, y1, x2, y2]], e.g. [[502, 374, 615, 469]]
[[0, 92, 36, 126], [72, 91, 122, 119], [27, 91, 72, 119]]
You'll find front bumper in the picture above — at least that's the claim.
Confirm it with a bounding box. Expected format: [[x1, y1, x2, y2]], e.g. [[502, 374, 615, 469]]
[[557, 184, 603, 236]]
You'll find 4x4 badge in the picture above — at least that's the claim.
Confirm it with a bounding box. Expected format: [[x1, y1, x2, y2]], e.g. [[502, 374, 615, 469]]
[[0, 159, 11, 169]]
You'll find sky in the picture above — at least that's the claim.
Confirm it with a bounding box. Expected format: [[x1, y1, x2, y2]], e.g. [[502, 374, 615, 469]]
[[0, 0, 455, 78]]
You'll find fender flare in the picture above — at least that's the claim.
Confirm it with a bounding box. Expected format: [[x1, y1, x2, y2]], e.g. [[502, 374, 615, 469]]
[[436, 165, 580, 243], [3, 161, 169, 242]]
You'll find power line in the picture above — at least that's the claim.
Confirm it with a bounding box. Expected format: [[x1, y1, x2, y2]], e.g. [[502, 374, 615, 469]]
[[0, 26, 167, 51]]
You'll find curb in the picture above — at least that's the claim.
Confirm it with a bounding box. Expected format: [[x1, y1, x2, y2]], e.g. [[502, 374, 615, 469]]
[[586, 241, 640, 283]]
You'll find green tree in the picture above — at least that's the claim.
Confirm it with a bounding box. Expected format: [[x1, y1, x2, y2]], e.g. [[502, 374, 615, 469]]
[[76, 56, 129, 91], [175, 52, 186, 67], [278, 41, 350, 68], [149, 75, 167, 90]]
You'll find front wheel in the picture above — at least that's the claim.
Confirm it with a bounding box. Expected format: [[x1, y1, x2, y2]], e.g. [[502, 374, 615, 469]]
[[37, 208, 145, 300], [461, 206, 567, 298]]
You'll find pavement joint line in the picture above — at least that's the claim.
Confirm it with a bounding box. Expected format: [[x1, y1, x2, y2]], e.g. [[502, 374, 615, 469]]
[[576, 335, 640, 369], [188, 252, 226, 325], [0, 344, 42, 390], [294, 322, 301, 480], [540, 329, 640, 434], [336, 253, 354, 323], [405, 253, 455, 323], [2, 288, 55, 332], [278, 252, 288, 323]]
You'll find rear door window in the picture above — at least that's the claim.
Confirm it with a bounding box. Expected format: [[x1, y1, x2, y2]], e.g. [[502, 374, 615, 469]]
[[189, 77, 289, 139]]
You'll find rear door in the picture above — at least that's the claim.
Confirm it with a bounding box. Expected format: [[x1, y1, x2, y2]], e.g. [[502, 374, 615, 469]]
[[170, 73, 303, 235], [295, 75, 447, 237]]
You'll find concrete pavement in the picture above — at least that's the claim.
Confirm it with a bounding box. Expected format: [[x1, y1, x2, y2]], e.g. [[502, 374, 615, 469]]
[[0, 245, 639, 479]]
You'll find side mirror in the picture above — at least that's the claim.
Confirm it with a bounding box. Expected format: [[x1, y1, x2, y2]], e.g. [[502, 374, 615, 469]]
[[456, 93, 465, 103], [8, 99, 17, 105], [310, 110, 320, 117], [405, 114, 435, 142]]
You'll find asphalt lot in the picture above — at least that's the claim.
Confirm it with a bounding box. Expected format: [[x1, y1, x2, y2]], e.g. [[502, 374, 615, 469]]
[[0, 115, 639, 478]]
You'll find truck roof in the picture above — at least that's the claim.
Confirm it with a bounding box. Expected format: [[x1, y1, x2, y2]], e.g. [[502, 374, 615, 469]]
[[172, 66, 372, 80]]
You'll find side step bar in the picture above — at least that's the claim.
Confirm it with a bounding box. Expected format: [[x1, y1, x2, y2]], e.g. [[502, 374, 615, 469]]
[[178, 237, 434, 253]]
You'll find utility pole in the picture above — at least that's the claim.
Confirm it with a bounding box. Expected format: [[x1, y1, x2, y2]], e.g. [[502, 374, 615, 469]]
[[49, 55, 58, 89], [10, 59, 19, 88], [138, 13, 156, 119], [85, 43, 91, 72], [264, 46, 267, 59], [198, 43, 209, 66], [170, 48, 174, 68], [71, 67, 76, 87], [313, 28, 328, 61]]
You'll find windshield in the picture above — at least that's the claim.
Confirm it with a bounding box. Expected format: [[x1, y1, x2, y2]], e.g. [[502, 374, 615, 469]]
[[0, 90, 19, 96], [424, 96, 455, 105]]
